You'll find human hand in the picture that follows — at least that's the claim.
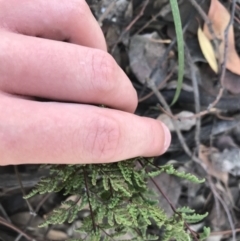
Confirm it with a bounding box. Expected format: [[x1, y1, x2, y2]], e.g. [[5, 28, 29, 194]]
[[0, 0, 171, 166]]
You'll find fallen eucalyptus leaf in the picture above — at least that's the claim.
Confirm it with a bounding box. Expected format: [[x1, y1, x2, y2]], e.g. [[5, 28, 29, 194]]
[[198, 26, 218, 73]]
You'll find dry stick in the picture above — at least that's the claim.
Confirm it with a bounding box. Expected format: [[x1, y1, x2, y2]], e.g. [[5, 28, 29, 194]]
[[208, 2, 237, 238], [98, 0, 117, 25], [0, 202, 11, 223], [209, 119, 221, 222], [187, 0, 221, 65], [208, 119, 236, 239], [207, 87, 224, 110], [208, 177, 236, 241], [111, 0, 150, 54], [135, 10, 162, 35], [147, 77, 206, 168], [0, 217, 35, 241], [184, 0, 227, 113], [138, 68, 175, 102], [189, 0, 236, 111], [218, 0, 237, 90], [185, 47, 201, 153], [210, 228, 240, 236], [148, 38, 171, 44], [14, 166, 35, 215], [157, 104, 218, 120], [15, 193, 52, 241]]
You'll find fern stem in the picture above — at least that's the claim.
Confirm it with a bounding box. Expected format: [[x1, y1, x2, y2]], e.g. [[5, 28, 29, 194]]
[[83, 166, 97, 233], [97, 224, 117, 241], [138, 160, 200, 241]]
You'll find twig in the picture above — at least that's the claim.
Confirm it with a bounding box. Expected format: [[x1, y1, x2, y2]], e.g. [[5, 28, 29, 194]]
[[14, 166, 35, 215], [185, 46, 201, 153], [207, 87, 224, 110], [0, 169, 49, 189], [206, 0, 237, 111], [98, 0, 117, 26], [0, 217, 35, 241], [147, 77, 206, 167], [0, 202, 11, 223], [210, 228, 240, 236], [111, 0, 150, 54], [135, 10, 162, 35], [158, 103, 213, 120], [208, 177, 236, 241], [219, 0, 237, 85], [148, 38, 171, 44], [15, 193, 52, 241], [138, 67, 175, 102], [147, 79, 192, 156], [187, 0, 220, 64]]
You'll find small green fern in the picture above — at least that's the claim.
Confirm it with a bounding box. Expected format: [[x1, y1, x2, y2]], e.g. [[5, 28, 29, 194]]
[[25, 158, 209, 241]]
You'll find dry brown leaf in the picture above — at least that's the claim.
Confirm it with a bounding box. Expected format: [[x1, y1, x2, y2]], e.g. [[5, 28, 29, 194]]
[[221, 69, 240, 94], [203, 0, 240, 76], [199, 145, 228, 185], [198, 26, 218, 73], [157, 111, 196, 131]]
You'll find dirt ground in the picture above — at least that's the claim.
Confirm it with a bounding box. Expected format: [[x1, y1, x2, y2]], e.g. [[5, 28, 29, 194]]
[[1, 0, 240, 240]]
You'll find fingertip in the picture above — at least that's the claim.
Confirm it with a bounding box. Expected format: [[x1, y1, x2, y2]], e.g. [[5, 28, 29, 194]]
[[128, 88, 138, 113], [143, 118, 171, 157], [160, 122, 171, 154]]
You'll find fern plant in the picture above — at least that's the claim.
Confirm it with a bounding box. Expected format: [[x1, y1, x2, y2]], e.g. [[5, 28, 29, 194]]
[[25, 157, 210, 241]]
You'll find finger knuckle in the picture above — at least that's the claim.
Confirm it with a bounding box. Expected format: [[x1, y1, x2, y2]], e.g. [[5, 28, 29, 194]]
[[89, 51, 116, 93], [84, 115, 121, 162]]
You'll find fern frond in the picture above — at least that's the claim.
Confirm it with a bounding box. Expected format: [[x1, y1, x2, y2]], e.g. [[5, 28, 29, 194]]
[[26, 158, 209, 241], [161, 164, 205, 183]]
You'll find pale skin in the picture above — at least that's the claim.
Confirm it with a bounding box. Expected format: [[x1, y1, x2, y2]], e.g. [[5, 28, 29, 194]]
[[0, 0, 171, 166]]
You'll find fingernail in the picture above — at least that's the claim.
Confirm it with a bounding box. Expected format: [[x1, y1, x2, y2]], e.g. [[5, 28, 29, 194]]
[[161, 122, 171, 153]]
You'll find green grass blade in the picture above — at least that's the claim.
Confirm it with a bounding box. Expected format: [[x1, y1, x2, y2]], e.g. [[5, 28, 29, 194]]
[[169, 0, 184, 105]]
